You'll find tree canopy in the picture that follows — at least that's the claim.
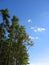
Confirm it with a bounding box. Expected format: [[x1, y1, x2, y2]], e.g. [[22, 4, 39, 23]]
[[0, 9, 34, 65]]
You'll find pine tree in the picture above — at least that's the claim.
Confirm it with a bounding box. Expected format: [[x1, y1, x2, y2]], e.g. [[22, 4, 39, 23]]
[[0, 9, 34, 65]]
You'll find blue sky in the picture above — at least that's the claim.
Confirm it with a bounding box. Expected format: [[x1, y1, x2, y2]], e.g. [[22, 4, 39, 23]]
[[0, 0, 49, 65]]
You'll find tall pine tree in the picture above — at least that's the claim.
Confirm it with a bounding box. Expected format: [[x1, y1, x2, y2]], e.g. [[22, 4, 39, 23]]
[[0, 9, 34, 65]]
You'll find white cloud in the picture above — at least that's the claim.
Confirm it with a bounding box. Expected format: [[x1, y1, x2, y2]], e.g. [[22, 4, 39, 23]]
[[34, 29, 37, 32], [29, 36, 35, 40], [29, 36, 39, 40], [30, 27, 34, 29], [28, 19, 32, 23], [35, 36, 39, 39], [30, 27, 46, 32], [36, 28, 46, 32]]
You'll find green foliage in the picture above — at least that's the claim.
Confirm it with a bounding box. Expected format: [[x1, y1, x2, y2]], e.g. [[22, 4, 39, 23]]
[[0, 9, 34, 65]]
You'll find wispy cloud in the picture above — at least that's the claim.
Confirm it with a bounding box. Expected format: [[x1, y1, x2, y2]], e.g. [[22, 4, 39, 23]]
[[30, 27, 46, 32], [30, 27, 35, 29], [28, 19, 32, 23], [29, 36, 39, 40]]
